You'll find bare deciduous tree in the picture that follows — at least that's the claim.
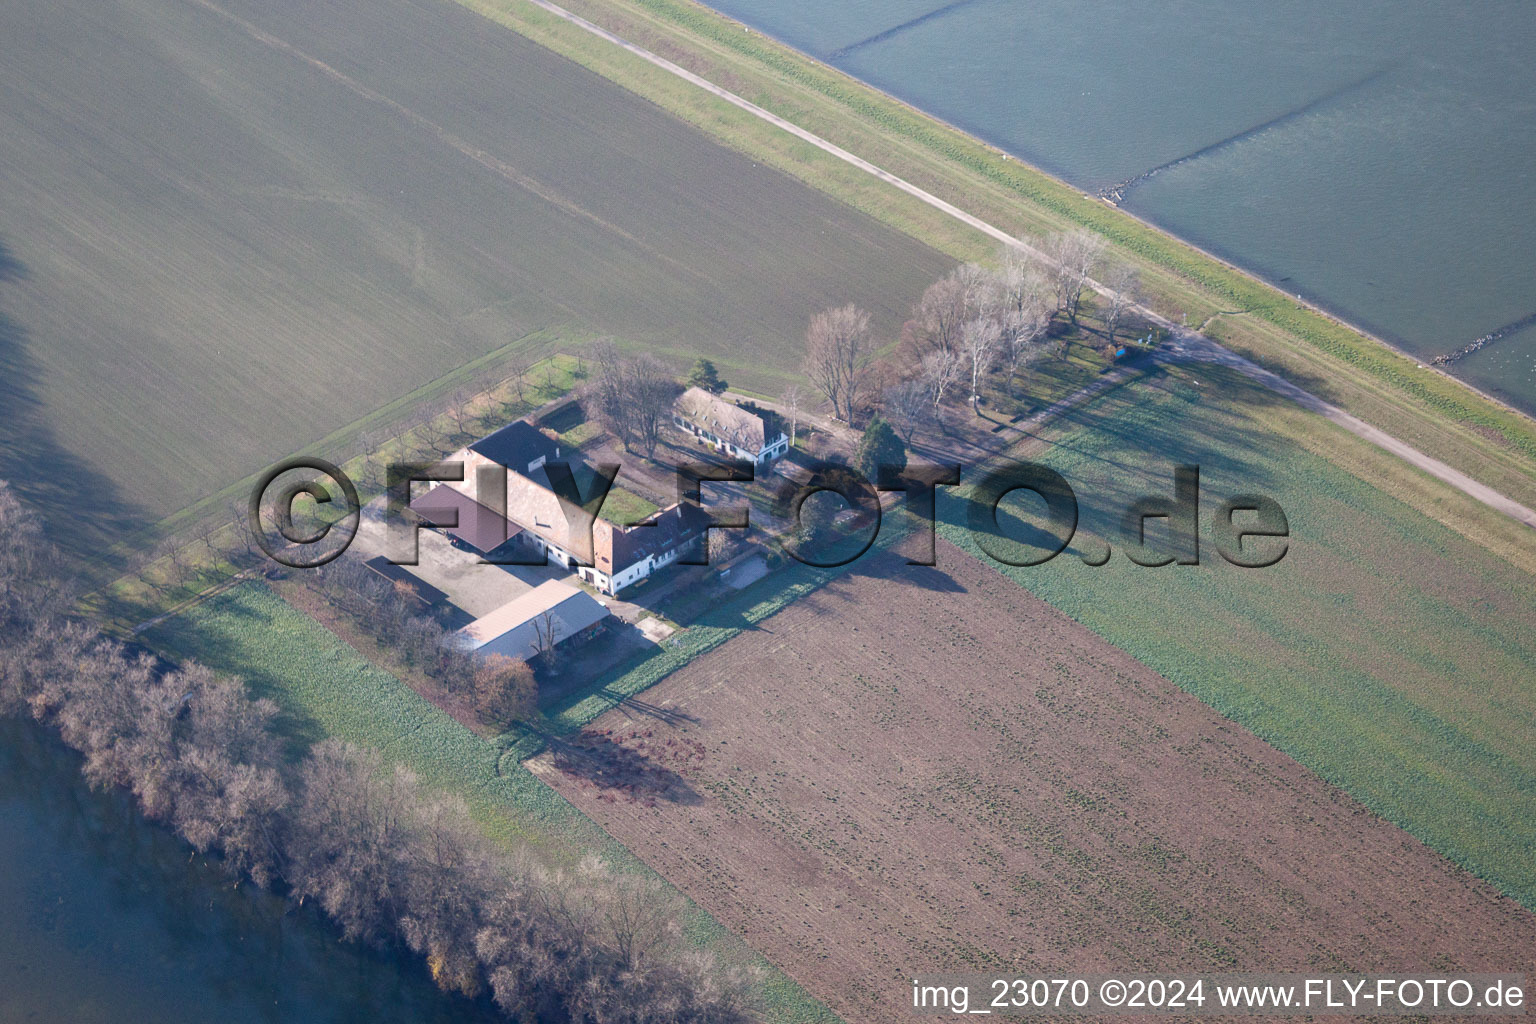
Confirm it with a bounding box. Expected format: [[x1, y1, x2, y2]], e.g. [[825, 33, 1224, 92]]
[[160, 538, 191, 593], [707, 526, 743, 567], [287, 741, 417, 943], [961, 317, 1002, 413], [450, 387, 475, 437], [586, 341, 635, 452], [226, 499, 259, 565], [999, 300, 1052, 399], [909, 271, 970, 356], [587, 859, 681, 972], [918, 347, 964, 416], [995, 246, 1051, 319], [396, 789, 496, 998], [780, 384, 801, 447], [195, 516, 222, 558], [883, 379, 929, 446], [803, 304, 872, 422], [628, 354, 680, 459], [0, 482, 71, 632], [533, 610, 562, 668], [168, 669, 289, 886], [505, 354, 530, 406], [1043, 230, 1105, 324], [358, 430, 384, 489], [585, 345, 678, 458], [1101, 262, 1143, 345], [471, 655, 537, 727]]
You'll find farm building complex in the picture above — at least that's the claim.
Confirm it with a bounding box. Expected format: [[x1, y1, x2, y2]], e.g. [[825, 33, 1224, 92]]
[[672, 388, 788, 464], [438, 420, 711, 596]]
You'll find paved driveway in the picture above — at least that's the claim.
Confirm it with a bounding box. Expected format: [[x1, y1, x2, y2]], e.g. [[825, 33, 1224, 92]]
[[403, 530, 538, 619], [352, 497, 568, 619]]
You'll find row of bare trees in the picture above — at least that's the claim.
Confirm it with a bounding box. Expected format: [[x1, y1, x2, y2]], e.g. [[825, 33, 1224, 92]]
[[0, 481, 755, 1023], [308, 556, 559, 724], [360, 352, 545, 486], [800, 231, 1145, 435], [304, 554, 531, 715]]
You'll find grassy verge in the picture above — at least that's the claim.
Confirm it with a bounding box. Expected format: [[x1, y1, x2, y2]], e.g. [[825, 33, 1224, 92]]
[[938, 363, 1536, 908], [450, 0, 1536, 515]]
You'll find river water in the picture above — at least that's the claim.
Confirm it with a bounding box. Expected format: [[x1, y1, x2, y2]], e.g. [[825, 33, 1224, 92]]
[[703, 0, 1536, 414], [0, 718, 499, 1024]]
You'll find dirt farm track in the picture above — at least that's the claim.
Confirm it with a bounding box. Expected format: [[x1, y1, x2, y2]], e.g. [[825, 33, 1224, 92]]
[[530, 542, 1536, 1023]]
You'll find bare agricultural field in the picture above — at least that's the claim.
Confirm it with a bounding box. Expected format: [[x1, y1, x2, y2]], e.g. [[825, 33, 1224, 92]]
[[0, 0, 949, 558], [531, 544, 1536, 1024]]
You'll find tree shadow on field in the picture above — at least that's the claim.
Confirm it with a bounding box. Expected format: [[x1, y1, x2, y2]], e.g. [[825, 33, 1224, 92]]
[[1141, 358, 1337, 446], [1185, 347, 1341, 409], [605, 695, 699, 727], [692, 600, 767, 633], [0, 239, 24, 282], [844, 547, 967, 594], [978, 504, 1088, 565], [548, 728, 703, 806], [891, 563, 966, 593], [0, 239, 149, 577], [1037, 366, 1286, 496]]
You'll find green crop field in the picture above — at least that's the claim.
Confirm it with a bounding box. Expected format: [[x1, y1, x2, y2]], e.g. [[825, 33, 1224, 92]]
[[0, 0, 950, 561], [934, 364, 1536, 908]]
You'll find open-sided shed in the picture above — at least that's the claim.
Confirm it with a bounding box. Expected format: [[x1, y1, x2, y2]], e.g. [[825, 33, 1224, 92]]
[[457, 579, 610, 662]]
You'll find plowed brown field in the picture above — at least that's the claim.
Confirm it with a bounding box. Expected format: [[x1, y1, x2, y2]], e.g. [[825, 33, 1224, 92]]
[[529, 541, 1536, 1023]]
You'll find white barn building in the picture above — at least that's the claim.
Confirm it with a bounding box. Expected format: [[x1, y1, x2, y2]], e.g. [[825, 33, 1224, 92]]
[[672, 388, 788, 465], [457, 579, 610, 662]]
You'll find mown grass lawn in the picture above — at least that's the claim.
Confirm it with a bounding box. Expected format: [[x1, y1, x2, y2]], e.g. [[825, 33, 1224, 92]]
[[936, 364, 1536, 908], [598, 486, 661, 526]]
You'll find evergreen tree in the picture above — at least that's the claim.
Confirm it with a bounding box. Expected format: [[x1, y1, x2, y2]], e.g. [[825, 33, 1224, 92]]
[[685, 358, 727, 394], [857, 417, 907, 485]]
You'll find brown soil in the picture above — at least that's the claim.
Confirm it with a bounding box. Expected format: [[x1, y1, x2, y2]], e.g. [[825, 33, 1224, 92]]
[[529, 542, 1536, 1023]]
